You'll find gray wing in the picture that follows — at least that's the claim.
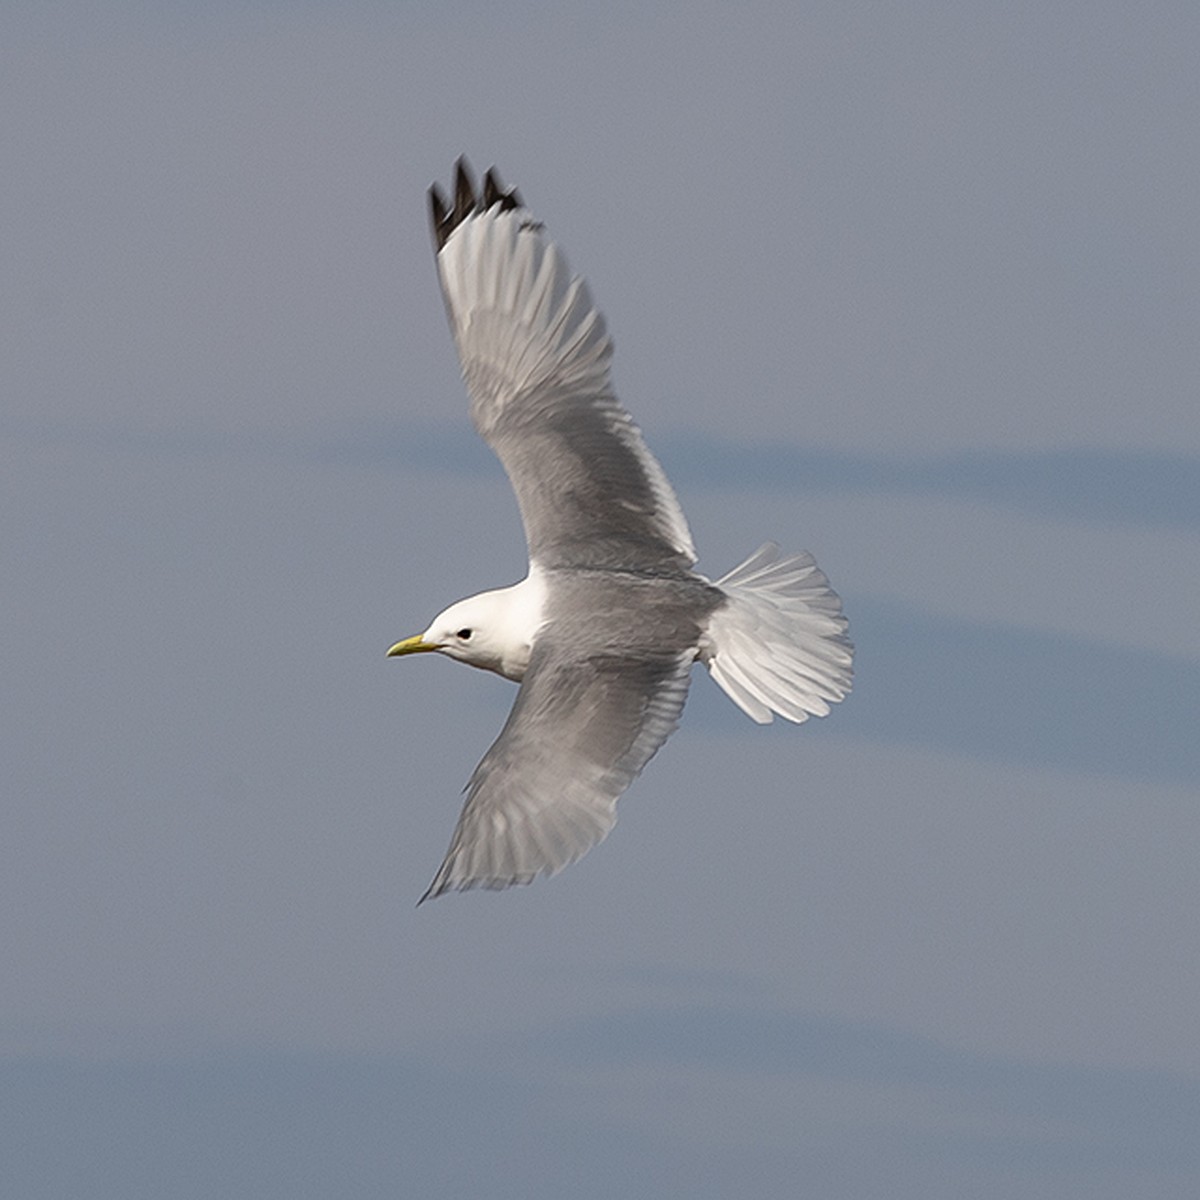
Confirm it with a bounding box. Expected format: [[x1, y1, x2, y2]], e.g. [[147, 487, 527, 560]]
[[428, 160, 697, 574], [419, 638, 694, 902]]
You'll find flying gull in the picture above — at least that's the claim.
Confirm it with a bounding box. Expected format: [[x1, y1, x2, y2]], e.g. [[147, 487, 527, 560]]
[[389, 159, 853, 902]]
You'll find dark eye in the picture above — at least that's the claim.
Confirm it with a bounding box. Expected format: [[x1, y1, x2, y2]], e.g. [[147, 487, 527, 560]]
[[456, 628, 473, 640]]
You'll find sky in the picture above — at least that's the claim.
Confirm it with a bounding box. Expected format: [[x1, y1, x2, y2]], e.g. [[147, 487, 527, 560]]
[[3, 1, 1198, 1196]]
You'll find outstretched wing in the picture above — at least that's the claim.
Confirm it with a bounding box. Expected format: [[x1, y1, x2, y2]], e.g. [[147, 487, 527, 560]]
[[428, 158, 696, 574], [420, 639, 693, 902]]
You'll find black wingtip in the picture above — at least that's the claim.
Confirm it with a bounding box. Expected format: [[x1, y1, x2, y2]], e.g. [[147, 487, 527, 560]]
[[428, 183, 451, 249], [417, 866, 448, 905], [452, 157, 477, 227], [428, 157, 526, 252], [483, 167, 523, 213]]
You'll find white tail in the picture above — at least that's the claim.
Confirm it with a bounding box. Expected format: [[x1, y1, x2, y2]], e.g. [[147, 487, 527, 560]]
[[702, 543, 853, 724]]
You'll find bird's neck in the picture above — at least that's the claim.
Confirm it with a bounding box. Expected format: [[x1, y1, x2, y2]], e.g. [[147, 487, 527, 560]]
[[481, 568, 547, 681]]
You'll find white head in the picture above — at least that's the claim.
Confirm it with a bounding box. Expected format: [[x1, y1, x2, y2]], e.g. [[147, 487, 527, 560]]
[[386, 577, 544, 682]]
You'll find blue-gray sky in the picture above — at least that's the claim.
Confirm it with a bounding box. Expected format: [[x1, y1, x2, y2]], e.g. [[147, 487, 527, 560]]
[[3, 2, 1198, 1196]]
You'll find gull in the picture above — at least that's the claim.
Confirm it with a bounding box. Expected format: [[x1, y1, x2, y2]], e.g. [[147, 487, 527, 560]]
[[389, 159, 852, 902]]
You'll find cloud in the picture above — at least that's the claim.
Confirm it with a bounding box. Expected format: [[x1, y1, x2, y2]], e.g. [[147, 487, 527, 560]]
[[826, 597, 1200, 787], [15, 414, 1194, 532], [5, 1006, 1197, 1200], [333, 421, 1200, 532], [0, 1051, 526, 1200], [16, 417, 1190, 535], [660, 437, 1200, 534], [534, 1005, 1200, 1182]]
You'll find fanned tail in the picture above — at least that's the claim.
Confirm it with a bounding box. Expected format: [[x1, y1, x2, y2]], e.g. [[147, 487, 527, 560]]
[[703, 543, 853, 724]]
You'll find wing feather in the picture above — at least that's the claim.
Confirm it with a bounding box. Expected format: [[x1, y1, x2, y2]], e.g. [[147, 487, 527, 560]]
[[429, 160, 696, 573], [420, 640, 693, 901]]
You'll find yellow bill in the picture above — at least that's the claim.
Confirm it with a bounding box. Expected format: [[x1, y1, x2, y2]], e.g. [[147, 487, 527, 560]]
[[386, 635, 436, 658]]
